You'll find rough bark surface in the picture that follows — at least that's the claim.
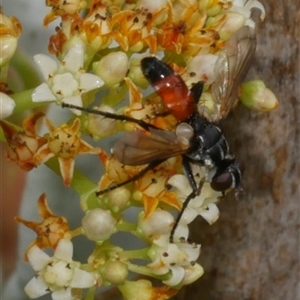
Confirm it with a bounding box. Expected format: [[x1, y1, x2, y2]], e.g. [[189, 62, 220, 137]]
[[181, 1, 299, 299]]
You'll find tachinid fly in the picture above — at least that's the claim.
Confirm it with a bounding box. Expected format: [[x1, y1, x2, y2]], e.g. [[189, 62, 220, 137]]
[[63, 26, 256, 242]]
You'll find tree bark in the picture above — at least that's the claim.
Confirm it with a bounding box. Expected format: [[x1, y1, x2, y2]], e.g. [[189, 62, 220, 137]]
[[182, 1, 299, 299]]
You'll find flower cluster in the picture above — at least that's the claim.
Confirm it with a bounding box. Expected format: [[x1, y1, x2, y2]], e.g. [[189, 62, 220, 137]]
[[1, 1, 278, 299]]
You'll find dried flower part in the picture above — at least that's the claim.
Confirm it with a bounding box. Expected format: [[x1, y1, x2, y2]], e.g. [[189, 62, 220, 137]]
[[15, 193, 70, 261], [24, 239, 97, 299], [0, 112, 46, 171], [111, 6, 167, 54], [34, 118, 101, 186], [0, 9, 22, 66], [98, 150, 145, 191], [44, 0, 87, 25], [132, 161, 182, 217]]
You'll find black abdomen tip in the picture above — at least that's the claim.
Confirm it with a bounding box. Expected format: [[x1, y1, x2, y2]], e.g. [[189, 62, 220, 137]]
[[141, 57, 173, 83]]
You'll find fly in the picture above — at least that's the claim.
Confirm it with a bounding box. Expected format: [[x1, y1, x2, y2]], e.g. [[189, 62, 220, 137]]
[[63, 26, 256, 243]]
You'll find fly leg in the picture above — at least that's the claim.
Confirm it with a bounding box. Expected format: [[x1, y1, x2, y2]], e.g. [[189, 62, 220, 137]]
[[169, 156, 205, 243], [96, 159, 166, 196], [62, 103, 160, 131]]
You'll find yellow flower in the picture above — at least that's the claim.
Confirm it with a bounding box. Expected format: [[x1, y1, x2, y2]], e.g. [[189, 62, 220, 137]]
[[0, 112, 47, 171], [15, 193, 69, 261], [44, 0, 87, 26], [34, 118, 101, 186], [111, 6, 167, 54], [156, 2, 218, 55]]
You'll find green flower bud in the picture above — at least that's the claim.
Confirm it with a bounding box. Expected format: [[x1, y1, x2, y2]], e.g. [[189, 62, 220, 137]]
[[240, 80, 279, 111]]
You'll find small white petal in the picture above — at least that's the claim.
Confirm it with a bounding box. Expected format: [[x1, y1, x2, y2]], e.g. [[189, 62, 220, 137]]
[[181, 263, 204, 285], [167, 174, 191, 198], [51, 287, 74, 300], [24, 276, 50, 298], [62, 96, 83, 115], [54, 239, 73, 262], [34, 54, 58, 80], [70, 268, 97, 288], [163, 265, 185, 286], [63, 44, 84, 73], [79, 73, 104, 92], [177, 243, 201, 263], [172, 223, 190, 240], [199, 203, 220, 225], [27, 245, 52, 272], [0, 92, 15, 119], [32, 83, 57, 102]]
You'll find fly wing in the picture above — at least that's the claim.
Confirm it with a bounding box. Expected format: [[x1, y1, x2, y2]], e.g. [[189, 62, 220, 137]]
[[112, 128, 190, 166], [211, 26, 256, 121]]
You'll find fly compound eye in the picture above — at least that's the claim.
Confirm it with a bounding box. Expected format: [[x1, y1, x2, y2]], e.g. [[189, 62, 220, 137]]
[[211, 171, 233, 191]]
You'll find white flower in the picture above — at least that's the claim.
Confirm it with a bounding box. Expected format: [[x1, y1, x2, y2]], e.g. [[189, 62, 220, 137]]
[[32, 43, 104, 114], [25, 239, 97, 299], [0, 92, 15, 119], [147, 235, 201, 286], [167, 174, 221, 225]]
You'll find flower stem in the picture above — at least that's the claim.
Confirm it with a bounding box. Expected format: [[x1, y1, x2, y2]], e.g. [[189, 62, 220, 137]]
[[11, 89, 49, 114], [45, 159, 97, 194]]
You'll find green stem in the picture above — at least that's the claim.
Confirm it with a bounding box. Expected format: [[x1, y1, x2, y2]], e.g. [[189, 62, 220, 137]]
[[84, 286, 96, 300], [10, 89, 50, 114], [0, 64, 9, 82], [127, 262, 171, 281], [45, 158, 97, 195], [119, 248, 149, 260]]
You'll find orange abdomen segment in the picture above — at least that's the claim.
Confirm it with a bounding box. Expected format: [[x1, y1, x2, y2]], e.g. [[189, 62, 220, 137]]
[[141, 57, 197, 121], [155, 74, 196, 121]]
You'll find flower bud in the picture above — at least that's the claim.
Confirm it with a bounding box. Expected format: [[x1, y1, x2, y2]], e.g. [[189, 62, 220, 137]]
[[240, 80, 279, 111], [128, 58, 149, 88], [219, 13, 245, 40], [93, 52, 128, 86], [0, 10, 22, 66], [87, 105, 117, 139], [180, 263, 204, 285], [138, 210, 174, 238], [82, 208, 116, 241], [0, 92, 15, 119], [107, 186, 131, 213], [102, 260, 128, 285]]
